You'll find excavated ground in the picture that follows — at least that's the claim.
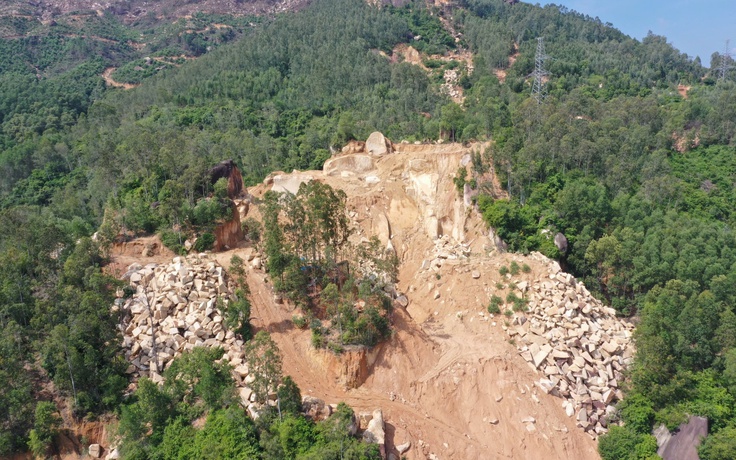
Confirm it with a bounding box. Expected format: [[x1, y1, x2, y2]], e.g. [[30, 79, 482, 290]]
[[110, 139, 603, 459], [237, 139, 599, 459]]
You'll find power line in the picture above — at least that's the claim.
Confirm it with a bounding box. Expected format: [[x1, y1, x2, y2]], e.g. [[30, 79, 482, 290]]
[[531, 37, 550, 104], [718, 39, 733, 80]]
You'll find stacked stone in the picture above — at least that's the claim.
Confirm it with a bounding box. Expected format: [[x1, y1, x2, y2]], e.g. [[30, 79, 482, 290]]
[[119, 255, 254, 404], [421, 235, 471, 271], [441, 69, 461, 100], [503, 253, 635, 439]]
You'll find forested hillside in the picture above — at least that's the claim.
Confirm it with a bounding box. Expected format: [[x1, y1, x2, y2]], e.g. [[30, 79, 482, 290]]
[[1, 0, 736, 458]]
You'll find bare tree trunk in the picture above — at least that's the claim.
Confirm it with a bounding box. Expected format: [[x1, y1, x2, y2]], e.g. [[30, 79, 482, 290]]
[[63, 344, 78, 406]]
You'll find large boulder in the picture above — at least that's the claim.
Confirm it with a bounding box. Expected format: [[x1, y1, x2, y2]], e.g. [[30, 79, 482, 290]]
[[365, 132, 392, 156], [271, 173, 314, 195], [302, 396, 332, 421], [554, 232, 568, 253], [362, 409, 386, 456], [323, 154, 375, 176], [657, 416, 708, 460], [89, 444, 102, 458]]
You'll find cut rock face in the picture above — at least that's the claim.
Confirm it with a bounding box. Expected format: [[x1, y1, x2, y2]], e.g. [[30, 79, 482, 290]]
[[504, 252, 636, 439]]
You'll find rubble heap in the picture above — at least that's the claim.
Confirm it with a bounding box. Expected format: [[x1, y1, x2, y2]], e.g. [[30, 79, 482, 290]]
[[420, 234, 471, 272], [117, 254, 388, 443], [118, 255, 252, 390], [504, 252, 635, 439]]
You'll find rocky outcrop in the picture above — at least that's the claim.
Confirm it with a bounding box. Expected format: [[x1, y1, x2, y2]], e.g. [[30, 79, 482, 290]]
[[313, 346, 380, 390], [656, 416, 708, 460], [503, 252, 635, 439], [362, 409, 386, 458], [213, 202, 243, 251], [323, 154, 375, 176], [270, 172, 314, 194], [341, 140, 366, 154]]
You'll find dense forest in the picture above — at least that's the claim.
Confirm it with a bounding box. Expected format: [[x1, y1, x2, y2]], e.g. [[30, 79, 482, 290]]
[[1, 0, 736, 458]]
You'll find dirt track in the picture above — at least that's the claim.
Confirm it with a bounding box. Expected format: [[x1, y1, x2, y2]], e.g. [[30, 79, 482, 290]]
[[232, 246, 600, 459]]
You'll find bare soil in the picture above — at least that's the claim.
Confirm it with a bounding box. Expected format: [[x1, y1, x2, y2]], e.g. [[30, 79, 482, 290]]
[[237, 142, 600, 459], [101, 67, 139, 90], [106, 141, 601, 459]]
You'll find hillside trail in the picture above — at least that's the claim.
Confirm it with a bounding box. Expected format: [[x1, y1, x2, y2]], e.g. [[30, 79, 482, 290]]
[[102, 67, 139, 90]]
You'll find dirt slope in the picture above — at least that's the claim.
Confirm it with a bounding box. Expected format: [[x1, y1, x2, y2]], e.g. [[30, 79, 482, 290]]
[[236, 139, 601, 459], [107, 138, 601, 459]]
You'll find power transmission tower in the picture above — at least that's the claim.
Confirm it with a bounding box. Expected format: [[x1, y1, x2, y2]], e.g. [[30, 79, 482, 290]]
[[718, 39, 733, 80], [531, 37, 550, 104]]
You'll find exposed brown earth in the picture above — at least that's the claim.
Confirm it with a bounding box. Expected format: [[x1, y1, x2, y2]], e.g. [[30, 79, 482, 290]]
[[105, 136, 621, 459], [235, 138, 602, 459], [101, 67, 139, 90]]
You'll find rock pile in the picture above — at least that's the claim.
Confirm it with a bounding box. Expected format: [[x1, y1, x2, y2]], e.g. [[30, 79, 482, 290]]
[[441, 68, 462, 101], [420, 234, 471, 272], [503, 252, 635, 439], [118, 255, 253, 394], [118, 254, 385, 438]]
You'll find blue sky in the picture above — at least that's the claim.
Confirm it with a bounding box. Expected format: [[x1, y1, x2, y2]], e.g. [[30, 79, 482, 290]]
[[536, 1, 735, 64]]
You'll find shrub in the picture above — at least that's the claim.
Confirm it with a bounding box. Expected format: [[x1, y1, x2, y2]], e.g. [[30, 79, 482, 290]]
[[191, 198, 232, 227], [193, 233, 215, 252], [311, 330, 325, 349], [619, 394, 655, 434], [292, 315, 308, 329], [230, 255, 245, 277], [509, 261, 520, 276], [521, 263, 531, 273], [327, 342, 344, 354], [213, 178, 229, 200], [242, 217, 262, 244], [499, 265, 509, 276], [160, 229, 186, 254], [488, 295, 503, 314], [598, 426, 658, 460], [505, 292, 528, 312], [28, 402, 60, 458]]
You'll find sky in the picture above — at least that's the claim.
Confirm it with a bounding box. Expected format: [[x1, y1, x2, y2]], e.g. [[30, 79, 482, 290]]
[[536, 0, 735, 64]]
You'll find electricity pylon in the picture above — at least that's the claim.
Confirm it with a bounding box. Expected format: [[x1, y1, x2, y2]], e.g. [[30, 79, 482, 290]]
[[531, 37, 550, 104]]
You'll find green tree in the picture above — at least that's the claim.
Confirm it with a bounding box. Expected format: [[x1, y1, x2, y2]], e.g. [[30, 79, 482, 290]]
[[244, 331, 283, 405], [187, 408, 261, 460], [598, 425, 659, 460], [699, 426, 736, 460], [27, 402, 61, 458]]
